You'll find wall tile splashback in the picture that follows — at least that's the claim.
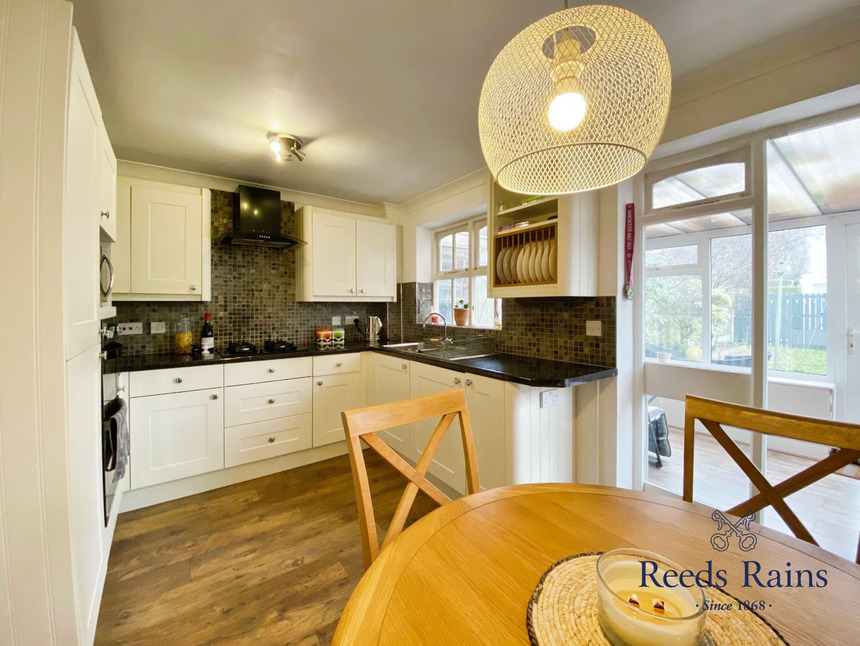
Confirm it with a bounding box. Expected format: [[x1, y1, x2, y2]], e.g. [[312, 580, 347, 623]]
[[386, 283, 616, 367], [113, 190, 386, 355]]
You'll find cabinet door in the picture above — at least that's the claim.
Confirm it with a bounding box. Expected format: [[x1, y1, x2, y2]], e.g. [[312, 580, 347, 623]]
[[312, 212, 356, 297], [130, 388, 224, 488], [130, 186, 203, 295], [355, 219, 396, 297], [112, 181, 131, 294], [409, 362, 466, 494], [313, 372, 361, 447], [64, 40, 100, 360], [97, 124, 117, 242], [465, 375, 506, 491], [369, 353, 411, 457]]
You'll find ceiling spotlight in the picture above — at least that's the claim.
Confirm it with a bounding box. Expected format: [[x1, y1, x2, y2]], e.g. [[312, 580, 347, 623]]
[[266, 132, 305, 163]]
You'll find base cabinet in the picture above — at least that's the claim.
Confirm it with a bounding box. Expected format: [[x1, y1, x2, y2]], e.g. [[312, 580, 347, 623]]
[[129, 388, 224, 488], [313, 373, 361, 447], [368, 353, 412, 457], [225, 414, 312, 467], [465, 374, 507, 491]]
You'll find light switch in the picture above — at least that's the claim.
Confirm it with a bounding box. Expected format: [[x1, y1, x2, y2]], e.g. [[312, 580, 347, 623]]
[[332, 316, 342, 326], [151, 321, 166, 334]]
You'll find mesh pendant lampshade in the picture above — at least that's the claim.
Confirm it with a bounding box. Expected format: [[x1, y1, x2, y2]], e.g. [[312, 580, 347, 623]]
[[479, 5, 672, 195]]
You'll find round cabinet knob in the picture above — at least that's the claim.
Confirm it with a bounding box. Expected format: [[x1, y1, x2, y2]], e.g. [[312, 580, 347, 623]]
[[453, 378, 461, 385], [190, 284, 198, 291], [360, 288, 366, 294], [465, 379, 473, 386], [349, 288, 355, 294], [401, 364, 408, 370], [268, 398, 276, 404], [101, 210, 110, 219], [317, 381, 323, 386], [336, 362, 342, 367], [268, 437, 275, 443], [210, 393, 219, 400], [174, 377, 183, 384], [268, 368, 276, 373]]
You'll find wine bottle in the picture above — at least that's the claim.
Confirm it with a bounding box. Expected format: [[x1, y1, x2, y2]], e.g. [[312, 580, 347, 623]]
[[201, 312, 214, 354]]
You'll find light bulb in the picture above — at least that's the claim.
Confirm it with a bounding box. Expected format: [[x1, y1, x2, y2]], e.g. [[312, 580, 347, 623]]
[[548, 91, 586, 131]]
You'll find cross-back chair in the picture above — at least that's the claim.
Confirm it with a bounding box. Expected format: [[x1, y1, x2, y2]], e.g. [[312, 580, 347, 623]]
[[341, 389, 479, 569], [683, 395, 860, 563]]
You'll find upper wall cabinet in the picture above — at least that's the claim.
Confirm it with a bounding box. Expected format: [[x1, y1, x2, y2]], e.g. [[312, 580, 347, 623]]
[[113, 177, 211, 301], [487, 181, 598, 298], [296, 206, 396, 302], [97, 127, 117, 243]]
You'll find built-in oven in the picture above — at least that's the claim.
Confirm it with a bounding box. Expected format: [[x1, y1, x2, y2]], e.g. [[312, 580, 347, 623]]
[[101, 326, 123, 526]]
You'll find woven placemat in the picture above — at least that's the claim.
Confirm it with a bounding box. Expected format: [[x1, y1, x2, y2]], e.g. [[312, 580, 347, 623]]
[[527, 553, 787, 646]]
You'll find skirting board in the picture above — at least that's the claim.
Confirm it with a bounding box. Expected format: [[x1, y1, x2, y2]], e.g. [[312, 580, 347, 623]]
[[120, 441, 349, 512]]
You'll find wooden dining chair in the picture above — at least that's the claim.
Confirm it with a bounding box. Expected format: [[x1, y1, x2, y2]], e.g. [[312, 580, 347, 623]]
[[341, 389, 479, 569], [683, 395, 860, 563]]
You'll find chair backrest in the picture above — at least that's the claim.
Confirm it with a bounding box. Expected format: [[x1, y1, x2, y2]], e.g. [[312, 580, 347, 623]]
[[683, 395, 860, 563], [341, 389, 479, 569]]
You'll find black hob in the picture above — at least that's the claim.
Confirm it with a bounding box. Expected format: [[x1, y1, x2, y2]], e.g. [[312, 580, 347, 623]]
[[225, 340, 297, 356]]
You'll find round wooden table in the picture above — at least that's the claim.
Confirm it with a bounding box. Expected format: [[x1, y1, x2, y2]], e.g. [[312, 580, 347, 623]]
[[333, 484, 860, 645]]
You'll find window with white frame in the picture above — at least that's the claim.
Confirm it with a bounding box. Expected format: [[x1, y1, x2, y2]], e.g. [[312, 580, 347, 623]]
[[434, 217, 499, 327]]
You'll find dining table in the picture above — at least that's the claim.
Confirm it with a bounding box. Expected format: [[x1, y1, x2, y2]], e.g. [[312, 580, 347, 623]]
[[332, 483, 860, 645]]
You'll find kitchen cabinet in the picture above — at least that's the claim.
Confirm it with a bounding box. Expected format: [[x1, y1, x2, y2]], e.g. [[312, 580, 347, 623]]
[[464, 374, 507, 491], [113, 176, 211, 301], [296, 206, 396, 302], [312, 354, 362, 447], [488, 181, 598, 298], [224, 358, 314, 467], [97, 126, 117, 242], [368, 353, 412, 457], [129, 386, 224, 489], [64, 31, 103, 360]]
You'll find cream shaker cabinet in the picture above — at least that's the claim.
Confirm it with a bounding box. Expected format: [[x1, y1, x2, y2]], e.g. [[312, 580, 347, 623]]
[[368, 353, 412, 457], [296, 206, 396, 302], [113, 177, 211, 301], [312, 354, 362, 447], [97, 126, 117, 243]]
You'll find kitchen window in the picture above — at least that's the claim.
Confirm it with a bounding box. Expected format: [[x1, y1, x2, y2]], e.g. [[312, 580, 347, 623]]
[[434, 217, 499, 327]]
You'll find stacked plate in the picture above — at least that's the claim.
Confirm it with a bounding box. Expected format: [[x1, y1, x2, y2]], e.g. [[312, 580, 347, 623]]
[[496, 239, 557, 285]]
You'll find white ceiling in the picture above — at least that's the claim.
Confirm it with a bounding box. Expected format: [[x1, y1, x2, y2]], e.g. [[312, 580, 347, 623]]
[[71, 0, 857, 205]]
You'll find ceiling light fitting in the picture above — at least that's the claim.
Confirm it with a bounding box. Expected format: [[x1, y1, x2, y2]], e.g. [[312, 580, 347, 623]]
[[267, 132, 305, 162], [479, 5, 671, 195]]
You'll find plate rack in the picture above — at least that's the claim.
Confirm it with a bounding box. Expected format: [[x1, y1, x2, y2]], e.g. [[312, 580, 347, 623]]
[[493, 222, 557, 287]]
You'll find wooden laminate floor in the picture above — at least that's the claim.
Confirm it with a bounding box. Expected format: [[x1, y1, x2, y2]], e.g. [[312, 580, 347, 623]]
[[95, 451, 436, 645]]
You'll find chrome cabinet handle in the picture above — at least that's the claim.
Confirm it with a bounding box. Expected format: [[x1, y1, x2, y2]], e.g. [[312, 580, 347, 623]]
[[190, 284, 198, 291], [211, 393, 219, 400], [401, 363, 407, 370], [268, 398, 275, 404], [101, 210, 110, 219], [336, 362, 342, 367], [349, 288, 355, 294], [174, 377, 183, 384], [465, 379, 473, 386], [453, 377, 461, 385], [268, 368, 276, 373], [317, 381, 323, 386], [360, 288, 366, 294], [268, 437, 275, 443]]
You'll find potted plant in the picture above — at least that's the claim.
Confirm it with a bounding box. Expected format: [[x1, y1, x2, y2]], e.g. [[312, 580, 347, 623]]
[[453, 300, 470, 326]]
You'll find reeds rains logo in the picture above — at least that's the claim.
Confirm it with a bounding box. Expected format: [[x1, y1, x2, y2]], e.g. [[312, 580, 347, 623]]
[[638, 510, 829, 590], [710, 510, 757, 552]]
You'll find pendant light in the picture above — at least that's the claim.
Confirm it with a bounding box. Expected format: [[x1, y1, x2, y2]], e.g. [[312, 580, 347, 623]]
[[479, 4, 671, 195]]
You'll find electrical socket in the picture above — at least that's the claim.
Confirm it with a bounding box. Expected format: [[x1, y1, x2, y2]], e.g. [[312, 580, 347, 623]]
[[586, 320, 602, 337], [151, 322, 166, 334], [117, 322, 143, 335], [540, 390, 559, 408]]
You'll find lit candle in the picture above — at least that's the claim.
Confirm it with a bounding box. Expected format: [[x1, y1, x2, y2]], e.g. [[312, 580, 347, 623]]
[[596, 549, 707, 646]]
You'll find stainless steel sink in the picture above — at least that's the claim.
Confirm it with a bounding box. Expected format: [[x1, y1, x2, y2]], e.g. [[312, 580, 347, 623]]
[[383, 342, 497, 361]]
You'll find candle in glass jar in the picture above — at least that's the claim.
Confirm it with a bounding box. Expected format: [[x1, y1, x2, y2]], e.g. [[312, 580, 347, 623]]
[[597, 549, 707, 646]]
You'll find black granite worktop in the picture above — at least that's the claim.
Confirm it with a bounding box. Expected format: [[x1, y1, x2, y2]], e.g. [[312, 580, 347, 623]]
[[111, 342, 617, 388]]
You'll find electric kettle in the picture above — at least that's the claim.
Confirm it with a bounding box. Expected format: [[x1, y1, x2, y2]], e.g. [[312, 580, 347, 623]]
[[368, 316, 383, 342]]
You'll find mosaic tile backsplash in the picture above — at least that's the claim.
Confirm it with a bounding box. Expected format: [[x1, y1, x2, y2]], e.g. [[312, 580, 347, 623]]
[[115, 189, 615, 365], [113, 190, 386, 355], [386, 283, 616, 367]]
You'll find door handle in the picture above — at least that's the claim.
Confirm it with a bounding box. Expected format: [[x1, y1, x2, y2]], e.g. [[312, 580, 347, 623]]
[[268, 398, 276, 404], [465, 379, 473, 386], [453, 377, 461, 385]]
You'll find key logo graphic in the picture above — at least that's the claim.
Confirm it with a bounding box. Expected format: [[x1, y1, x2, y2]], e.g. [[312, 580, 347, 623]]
[[710, 510, 757, 552]]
